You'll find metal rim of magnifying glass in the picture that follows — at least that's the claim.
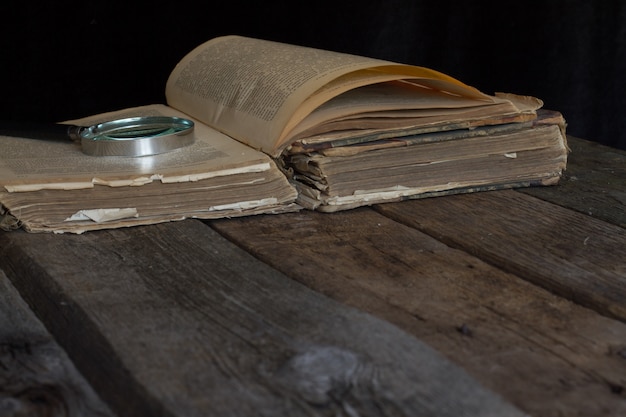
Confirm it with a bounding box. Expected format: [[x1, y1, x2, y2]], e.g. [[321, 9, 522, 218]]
[[78, 116, 195, 157]]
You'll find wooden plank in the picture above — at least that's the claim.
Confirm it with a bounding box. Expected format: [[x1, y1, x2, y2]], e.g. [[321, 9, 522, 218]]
[[520, 136, 626, 227], [210, 209, 626, 417], [0, 220, 525, 417], [0, 269, 115, 417], [376, 191, 626, 321]]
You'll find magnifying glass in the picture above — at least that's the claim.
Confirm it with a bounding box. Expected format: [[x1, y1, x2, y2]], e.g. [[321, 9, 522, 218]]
[[0, 116, 195, 157]]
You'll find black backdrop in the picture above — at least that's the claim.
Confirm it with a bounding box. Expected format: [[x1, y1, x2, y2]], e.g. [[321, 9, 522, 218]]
[[1, 1, 624, 149]]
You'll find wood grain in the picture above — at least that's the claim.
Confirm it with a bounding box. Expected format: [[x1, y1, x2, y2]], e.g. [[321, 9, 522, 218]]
[[521, 136, 626, 227], [0, 270, 115, 417], [0, 221, 525, 417], [376, 190, 626, 321], [211, 209, 626, 417]]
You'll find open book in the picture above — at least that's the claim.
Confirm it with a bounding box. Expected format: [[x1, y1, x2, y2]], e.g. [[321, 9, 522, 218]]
[[0, 35, 568, 233]]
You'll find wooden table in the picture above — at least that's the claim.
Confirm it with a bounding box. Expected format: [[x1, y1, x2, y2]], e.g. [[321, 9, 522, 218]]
[[1, 136, 624, 417]]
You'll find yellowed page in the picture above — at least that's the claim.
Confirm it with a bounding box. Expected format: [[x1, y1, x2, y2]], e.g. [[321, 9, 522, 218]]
[[287, 81, 526, 141], [165, 35, 495, 157], [0, 104, 272, 192]]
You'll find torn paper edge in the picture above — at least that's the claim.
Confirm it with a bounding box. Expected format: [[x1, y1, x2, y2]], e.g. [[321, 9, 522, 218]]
[[65, 208, 139, 223]]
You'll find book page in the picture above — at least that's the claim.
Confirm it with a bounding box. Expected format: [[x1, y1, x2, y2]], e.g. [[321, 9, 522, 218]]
[[0, 104, 272, 192], [165, 36, 492, 157], [287, 81, 524, 140]]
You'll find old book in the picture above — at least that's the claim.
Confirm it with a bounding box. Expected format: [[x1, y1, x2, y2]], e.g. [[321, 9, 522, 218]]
[[0, 35, 567, 233], [287, 109, 567, 211], [0, 104, 301, 233]]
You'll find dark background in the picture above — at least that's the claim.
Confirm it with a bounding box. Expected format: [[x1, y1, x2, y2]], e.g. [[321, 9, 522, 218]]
[[1, 1, 624, 150]]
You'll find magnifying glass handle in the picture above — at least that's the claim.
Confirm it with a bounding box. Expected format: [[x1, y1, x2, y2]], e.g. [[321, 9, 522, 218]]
[[0, 121, 83, 142]]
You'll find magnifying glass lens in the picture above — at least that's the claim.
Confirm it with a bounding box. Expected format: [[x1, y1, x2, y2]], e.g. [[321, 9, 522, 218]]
[[95, 126, 176, 140], [81, 116, 195, 156]]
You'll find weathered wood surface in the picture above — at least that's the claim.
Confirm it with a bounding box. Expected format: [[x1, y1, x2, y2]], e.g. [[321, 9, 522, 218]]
[[521, 136, 626, 227], [211, 208, 626, 417], [0, 269, 115, 417], [376, 190, 626, 321], [0, 221, 525, 417]]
